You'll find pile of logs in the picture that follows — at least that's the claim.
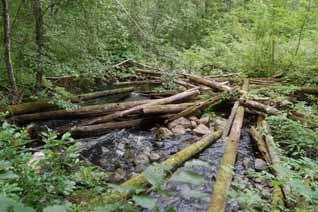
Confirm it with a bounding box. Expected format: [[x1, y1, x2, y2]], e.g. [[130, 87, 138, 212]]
[[1, 60, 297, 140]]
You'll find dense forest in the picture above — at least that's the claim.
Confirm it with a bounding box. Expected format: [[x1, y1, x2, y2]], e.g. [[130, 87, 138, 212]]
[[1, 0, 318, 211]]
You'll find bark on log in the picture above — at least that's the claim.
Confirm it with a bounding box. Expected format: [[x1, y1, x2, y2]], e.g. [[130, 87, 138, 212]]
[[113, 80, 162, 87], [11, 100, 153, 123], [91, 131, 222, 205], [143, 103, 195, 114], [240, 99, 279, 115], [2, 88, 136, 116], [249, 125, 284, 208], [186, 74, 232, 92], [1, 101, 56, 115], [79, 88, 200, 125], [298, 87, 318, 95], [167, 93, 224, 123], [174, 79, 198, 89], [257, 118, 293, 208], [71, 87, 134, 102], [71, 119, 143, 137], [207, 79, 249, 212]]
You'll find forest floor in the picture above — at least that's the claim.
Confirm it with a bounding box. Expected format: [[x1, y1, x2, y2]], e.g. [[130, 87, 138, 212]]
[[2, 60, 318, 211]]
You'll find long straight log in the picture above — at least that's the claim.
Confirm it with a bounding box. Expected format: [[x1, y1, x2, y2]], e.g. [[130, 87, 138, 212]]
[[113, 80, 162, 87], [186, 74, 232, 92], [207, 79, 249, 212], [167, 93, 224, 122], [71, 119, 143, 137], [257, 118, 292, 207], [240, 99, 279, 115], [143, 103, 195, 114], [70, 87, 134, 102], [91, 130, 222, 205], [298, 87, 318, 95], [1, 88, 135, 116], [79, 88, 200, 125], [0, 101, 57, 115], [249, 125, 284, 208], [11, 100, 153, 123]]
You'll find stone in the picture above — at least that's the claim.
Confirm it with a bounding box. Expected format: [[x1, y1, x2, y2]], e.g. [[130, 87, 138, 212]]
[[171, 125, 186, 136], [150, 153, 161, 161], [189, 116, 200, 123], [243, 158, 253, 169], [154, 127, 173, 139], [213, 116, 227, 131], [191, 120, 198, 128], [199, 115, 210, 125], [135, 154, 150, 165], [168, 117, 192, 129], [255, 158, 267, 171], [193, 124, 210, 135], [28, 151, 45, 171]]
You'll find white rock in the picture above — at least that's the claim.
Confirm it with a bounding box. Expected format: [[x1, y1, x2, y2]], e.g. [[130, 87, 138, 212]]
[[213, 116, 227, 131], [255, 158, 267, 171], [28, 151, 45, 170], [199, 116, 210, 125], [193, 124, 211, 135], [171, 125, 186, 135], [189, 116, 200, 123], [168, 117, 192, 129], [191, 121, 198, 128]]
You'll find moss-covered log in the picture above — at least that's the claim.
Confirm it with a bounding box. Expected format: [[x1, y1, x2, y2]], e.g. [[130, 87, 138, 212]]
[[186, 74, 232, 92], [143, 103, 195, 114], [71, 87, 134, 102], [113, 80, 162, 87], [298, 87, 318, 95], [0, 101, 57, 115], [11, 100, 152, 124], [91, 130, 222, 205], [240, 99, 279, 115], [207, 79, 249, 212], [167, 93, 224, 122], [70, 119, 143, 137]]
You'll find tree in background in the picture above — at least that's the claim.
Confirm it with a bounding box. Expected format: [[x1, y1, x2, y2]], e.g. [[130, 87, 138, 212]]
[[33, 0, 45, 89], [1, 0, 18, 99]]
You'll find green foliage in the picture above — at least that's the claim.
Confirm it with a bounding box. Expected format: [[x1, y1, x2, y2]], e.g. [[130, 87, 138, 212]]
[[267, 115, 318, 158], [0, 122, 107, 211]]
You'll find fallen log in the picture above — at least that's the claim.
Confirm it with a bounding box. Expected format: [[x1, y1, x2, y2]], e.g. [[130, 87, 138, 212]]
[[249, 126, 284, 208], [240, 99, 279, 115], [221, 101, 240, 140], [173, 79, 198, 89], [91, 130, 222, 205], [207, 79, 249, 212], [71, 87, 134, 102], [113, 80, 162, 87], [0, 101, 57, 115], [11, 100, 153, 123], [166, 93, 225, 123], [70, 119, 143, 137], [139, 90, 179, 98], [1, 88, 135, 116], [185, 74, 232, 92], [143, 103, 195, 114], [297, 87, 318, 95], [258, 118, 293, 207], [79, 88, 200, 125]]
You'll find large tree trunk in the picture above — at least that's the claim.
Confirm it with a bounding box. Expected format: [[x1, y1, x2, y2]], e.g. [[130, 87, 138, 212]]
[[34, 0, 45, 89], [2, 0, 18, 97]]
